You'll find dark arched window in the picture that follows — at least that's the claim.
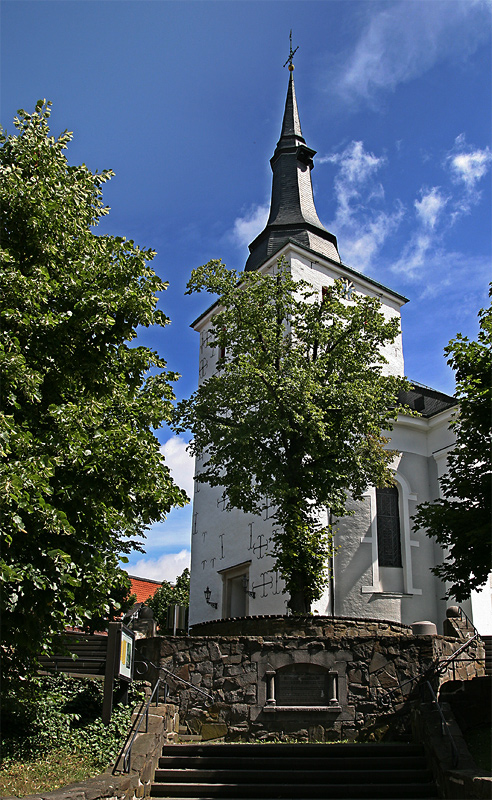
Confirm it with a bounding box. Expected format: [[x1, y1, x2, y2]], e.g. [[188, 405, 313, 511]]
[[376, 486, 402, 568]]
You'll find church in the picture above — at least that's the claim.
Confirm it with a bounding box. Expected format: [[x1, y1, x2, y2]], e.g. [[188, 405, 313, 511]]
[[187, 64, 490, 634]]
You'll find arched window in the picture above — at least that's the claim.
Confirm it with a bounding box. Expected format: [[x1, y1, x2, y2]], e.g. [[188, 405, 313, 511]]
[[376, 486, 402, 568]]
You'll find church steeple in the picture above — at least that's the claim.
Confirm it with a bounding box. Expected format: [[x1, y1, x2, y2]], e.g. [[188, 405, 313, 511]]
[[245, 66, 340, 271]]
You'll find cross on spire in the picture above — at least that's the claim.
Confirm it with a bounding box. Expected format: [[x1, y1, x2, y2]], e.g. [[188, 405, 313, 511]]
[[283, 29, 299, 69]]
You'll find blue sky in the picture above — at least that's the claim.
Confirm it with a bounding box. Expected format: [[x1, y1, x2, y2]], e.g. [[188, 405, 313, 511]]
[[2, 0, 491, 582]]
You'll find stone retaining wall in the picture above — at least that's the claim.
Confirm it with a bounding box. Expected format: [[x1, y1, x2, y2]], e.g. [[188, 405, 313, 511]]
[[137, 620, 484, 741]]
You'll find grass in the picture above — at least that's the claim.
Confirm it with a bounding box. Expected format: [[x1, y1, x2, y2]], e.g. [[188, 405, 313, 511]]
[[0, 675, 144, 798], [464, 725, 492, 772], [0, 749, 100, 797]]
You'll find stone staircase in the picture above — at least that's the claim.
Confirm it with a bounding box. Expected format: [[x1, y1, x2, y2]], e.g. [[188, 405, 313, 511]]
[[151, 742, 438, 799]]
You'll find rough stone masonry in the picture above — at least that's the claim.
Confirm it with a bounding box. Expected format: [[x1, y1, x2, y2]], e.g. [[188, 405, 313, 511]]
[[137, 615, 484, 742]]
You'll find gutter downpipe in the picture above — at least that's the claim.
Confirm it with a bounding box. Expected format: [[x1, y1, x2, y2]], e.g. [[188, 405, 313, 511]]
[[329, 509, 335, 619]]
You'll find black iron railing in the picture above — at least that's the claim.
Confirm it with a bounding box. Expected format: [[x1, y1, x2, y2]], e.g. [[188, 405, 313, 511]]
[[117, 659, 214, 774], [118, 677, 162, 773], [424, 680, 459, 769], [370, 625, 482, 769], [134, 658, 214, 704]]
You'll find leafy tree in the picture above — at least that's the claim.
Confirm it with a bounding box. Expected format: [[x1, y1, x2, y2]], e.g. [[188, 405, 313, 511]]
[[146, 568, 190, 631], [414, 288, 492, 601], [0, 101, 187, 678], [174, 259, 409, 613]]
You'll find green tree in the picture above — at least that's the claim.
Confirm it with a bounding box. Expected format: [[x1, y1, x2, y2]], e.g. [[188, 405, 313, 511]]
[[174, 259, 410, 613], [146, 568, 190, 631], [414, 288, 492, 601], [0, 101, 187, 678]]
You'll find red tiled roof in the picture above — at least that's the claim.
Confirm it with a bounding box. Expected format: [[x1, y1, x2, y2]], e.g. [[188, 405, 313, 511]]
[[129, 575, 163, 604]]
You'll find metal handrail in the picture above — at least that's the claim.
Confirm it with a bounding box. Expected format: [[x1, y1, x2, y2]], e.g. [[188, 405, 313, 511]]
[[134, 658, 214, 703], [118, 661, 214, 774], [118, 678, 162, 774], [434, 633, 479, 675], [159, 665, 215, 703], [371, 631, 481, 709], [455, 605, 479, 637], [424, 680, 459, 769]]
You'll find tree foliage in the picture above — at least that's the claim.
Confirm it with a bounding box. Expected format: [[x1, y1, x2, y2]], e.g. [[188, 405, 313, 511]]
[[414, 288, 492, 601], [145, 568, 190, 631], [174, 259, 409, 612], [0, 101, 187, 677]]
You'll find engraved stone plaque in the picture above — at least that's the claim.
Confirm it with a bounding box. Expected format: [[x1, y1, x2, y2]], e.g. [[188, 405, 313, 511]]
[[276, 666, 329, 706]]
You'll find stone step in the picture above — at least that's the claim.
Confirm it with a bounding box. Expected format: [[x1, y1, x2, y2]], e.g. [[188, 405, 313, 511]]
[[178, 734, 203, 743], [151, 783, 437, 799], [154, 768, 433, 785], [158, 755, 428, 771], [152, 742, 437, 800], [161, 742, 424, 757]]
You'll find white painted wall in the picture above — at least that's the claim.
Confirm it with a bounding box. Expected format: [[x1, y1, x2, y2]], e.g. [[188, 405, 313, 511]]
[[188, 244, 466, 633]]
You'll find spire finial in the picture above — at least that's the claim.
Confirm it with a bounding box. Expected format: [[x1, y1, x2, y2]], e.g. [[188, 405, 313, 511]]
[[283, 29, 299, 71]]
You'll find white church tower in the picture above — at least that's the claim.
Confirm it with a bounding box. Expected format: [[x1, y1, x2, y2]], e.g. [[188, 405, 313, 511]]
[[187, 65, 471, 631]]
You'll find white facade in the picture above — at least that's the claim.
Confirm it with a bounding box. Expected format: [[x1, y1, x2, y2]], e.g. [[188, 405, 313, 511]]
[[188, 243, 469, 631]]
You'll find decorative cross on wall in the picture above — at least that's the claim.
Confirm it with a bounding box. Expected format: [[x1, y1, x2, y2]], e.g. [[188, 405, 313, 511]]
[[219, 533, 225, 559], [272, 569, 282, 595], [253, 534, 269, 559], [262, 497, 274, 521], [248, 522, 254, 550], [252, 572, 273, 598]]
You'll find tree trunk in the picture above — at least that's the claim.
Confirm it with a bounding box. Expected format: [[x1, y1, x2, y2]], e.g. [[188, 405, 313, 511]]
[[287, 590, 310, 614], [287, 568, 312, 614]]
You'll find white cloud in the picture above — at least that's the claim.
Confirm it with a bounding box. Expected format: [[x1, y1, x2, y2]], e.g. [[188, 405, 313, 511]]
[[341, 208, 404, 271], [391, 233, 435, 280], [232, 203, 269, 248], [447, 134, 492, 191], [331, 1, 490, 106], [320, 141, 383, 186], [125, 550, 190, 583], [322, 140, 403, 271], [415, 188, 448, 230], [160, 435, 194, 499]]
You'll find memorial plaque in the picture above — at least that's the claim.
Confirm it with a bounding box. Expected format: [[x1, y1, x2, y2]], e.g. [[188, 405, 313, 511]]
[[276, 668, 328, 706]]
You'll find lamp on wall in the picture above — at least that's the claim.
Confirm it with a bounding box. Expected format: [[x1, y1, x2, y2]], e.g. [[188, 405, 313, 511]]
[[242, 575, 256, 598], [204, 586, 218, 609]]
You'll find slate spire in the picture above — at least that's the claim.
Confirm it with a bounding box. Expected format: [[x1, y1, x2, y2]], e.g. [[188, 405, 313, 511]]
[[245, 68, 340, 271]]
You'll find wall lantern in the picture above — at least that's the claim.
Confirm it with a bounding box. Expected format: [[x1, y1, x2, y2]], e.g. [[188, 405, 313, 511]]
[[242, 575, 256, 598], [204, 586, 218, 609]]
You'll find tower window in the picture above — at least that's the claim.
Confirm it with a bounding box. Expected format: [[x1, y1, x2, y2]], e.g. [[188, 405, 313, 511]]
[[376, 486, 402, 568]]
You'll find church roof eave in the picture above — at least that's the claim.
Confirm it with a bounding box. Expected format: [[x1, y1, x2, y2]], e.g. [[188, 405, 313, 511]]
[[190, 239, 408, 330]]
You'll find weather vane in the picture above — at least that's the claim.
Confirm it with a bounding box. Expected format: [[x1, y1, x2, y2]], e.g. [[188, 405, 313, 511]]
[[283, 29, 299, 70]]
